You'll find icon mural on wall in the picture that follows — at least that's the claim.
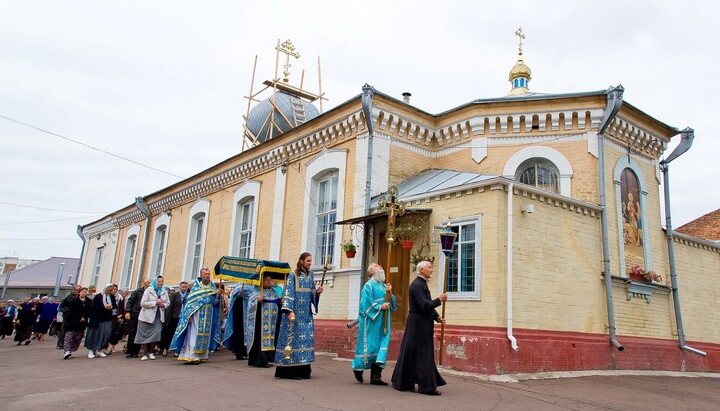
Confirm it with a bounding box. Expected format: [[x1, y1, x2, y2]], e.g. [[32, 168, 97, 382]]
[[620, 168, 643, 269]]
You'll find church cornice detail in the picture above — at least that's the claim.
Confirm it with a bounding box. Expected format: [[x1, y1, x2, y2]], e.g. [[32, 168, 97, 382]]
[[604, 117, 667, 158], [89, 110, 368, 231], [371, 107, 607, 148]]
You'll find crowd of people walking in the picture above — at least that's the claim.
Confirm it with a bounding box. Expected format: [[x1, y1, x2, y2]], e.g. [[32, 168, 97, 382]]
[[0, 253, 448, 395]]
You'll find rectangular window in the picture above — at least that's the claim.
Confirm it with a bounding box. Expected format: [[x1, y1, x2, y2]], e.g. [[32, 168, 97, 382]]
[[446, 218, 480, 298], [315, 175, 338, 264], [191, 217, 204, 277], [237, 200, 254, 258], [92, 247, 104, 288], [122, 236, 137, 289], [153, 227, 166, 276]]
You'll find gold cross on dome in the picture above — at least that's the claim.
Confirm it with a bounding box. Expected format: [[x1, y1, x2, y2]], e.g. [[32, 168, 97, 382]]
[[515, 27, 525, 55], [276, 39, 300, 83]]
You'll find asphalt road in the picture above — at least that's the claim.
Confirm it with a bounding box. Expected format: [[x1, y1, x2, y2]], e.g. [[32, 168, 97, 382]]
[[1, 337, 719, 411]]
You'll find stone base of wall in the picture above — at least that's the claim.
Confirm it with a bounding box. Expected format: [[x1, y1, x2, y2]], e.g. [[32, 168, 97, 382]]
[[314, 320, 720, 374]]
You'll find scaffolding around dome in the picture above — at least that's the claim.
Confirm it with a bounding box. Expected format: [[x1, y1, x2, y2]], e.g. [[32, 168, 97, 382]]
[[242, 39, 328, 150]]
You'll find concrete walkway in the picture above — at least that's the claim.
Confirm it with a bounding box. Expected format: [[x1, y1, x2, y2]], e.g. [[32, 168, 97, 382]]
[[1, 337, 718, 410]]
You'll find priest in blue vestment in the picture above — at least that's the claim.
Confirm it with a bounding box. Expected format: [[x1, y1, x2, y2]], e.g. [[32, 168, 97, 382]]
[[274, 252, 323, 379], [169, 268, 223, 364], [352, 263, 396, 385], [223, 283, 250, 360], [245, 274, 283, 367]]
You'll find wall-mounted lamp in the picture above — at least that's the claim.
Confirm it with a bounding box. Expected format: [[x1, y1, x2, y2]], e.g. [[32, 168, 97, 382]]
[[280, 161, 288, 175], [96, 234, 101, 240], [165, 209, 172, 217], [521, 204, 534, 214]]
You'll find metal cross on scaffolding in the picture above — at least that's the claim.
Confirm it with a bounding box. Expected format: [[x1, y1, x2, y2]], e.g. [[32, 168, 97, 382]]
[[276, 39, 300, 83], [515, 27, 525, 55]]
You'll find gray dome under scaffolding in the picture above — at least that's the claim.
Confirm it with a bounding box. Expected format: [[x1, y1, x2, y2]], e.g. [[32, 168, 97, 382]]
[[245, 91, 320, 144]]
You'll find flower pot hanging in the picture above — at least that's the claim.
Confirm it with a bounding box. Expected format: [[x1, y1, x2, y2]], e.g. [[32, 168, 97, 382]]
[[345, 250, 356, 258], [401, 240, 414, 250]]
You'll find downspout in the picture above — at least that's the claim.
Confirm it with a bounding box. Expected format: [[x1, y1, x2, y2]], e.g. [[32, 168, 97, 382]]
[[73, 224, 85, 287], [134, 196, 152, 289], [360, 84, 376, 291], [597, 85, 625, 352], [660, 128, 706, 357], [506, 182, 519, 351]]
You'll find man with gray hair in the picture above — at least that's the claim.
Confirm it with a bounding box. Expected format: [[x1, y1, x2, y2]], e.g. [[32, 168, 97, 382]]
[[392, 260, 447, 395], [352, 263, 396, 385]]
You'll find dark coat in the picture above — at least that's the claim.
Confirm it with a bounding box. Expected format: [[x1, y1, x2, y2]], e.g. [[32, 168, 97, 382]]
[[88, 293, 116, 329], [391, 276, 447, 393], [64, 297, 91, 332], [167, 291, 183, 320], [126, 287, 144, 316]]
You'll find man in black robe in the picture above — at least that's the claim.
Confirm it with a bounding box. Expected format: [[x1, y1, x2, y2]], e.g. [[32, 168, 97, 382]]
[[124, 278, 150, 358], [391, 260, 447, 396]]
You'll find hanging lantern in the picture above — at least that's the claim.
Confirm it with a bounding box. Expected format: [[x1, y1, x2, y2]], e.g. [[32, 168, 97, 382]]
[[439, 222, 457, 257]]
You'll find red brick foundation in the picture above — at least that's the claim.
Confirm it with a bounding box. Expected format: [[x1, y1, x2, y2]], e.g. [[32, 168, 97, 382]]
[[314, 320, 720, 374]]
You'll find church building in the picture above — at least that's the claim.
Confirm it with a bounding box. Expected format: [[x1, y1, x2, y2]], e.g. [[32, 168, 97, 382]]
[[77, 34, 720, 374]]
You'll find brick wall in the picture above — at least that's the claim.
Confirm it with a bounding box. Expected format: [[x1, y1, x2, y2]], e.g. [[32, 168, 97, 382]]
[[317, 320, 720, 374]]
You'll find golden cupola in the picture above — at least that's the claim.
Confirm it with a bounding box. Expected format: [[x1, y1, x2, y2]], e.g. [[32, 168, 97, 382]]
[[508, 27, 532, 96]]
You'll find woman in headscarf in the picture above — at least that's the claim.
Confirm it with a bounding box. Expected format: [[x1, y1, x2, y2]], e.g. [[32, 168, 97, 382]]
[[135, 276, 169, 361], [62, 287, 91, 359], [84, 284, 117, 358], [14, 298, 40, 346]]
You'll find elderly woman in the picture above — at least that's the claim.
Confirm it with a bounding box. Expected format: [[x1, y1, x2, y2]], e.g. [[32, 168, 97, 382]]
[[63, 287, 91, 359], [136, 276, 169, 361], [14, 298, 40, 346], [84, 284, 117, 358]]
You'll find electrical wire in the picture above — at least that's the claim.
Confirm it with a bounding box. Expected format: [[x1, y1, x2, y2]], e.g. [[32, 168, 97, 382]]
[[0, 201, 107, 214], [0, 216, 102, 226], [0, 114, 185, 179]]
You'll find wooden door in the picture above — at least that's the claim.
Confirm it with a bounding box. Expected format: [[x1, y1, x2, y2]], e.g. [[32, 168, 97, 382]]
[[378, 233, 410, 330]]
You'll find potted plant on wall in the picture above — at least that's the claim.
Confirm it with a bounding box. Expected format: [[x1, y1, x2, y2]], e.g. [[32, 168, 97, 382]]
[[342, 240, 357, 258], [394, 222, 423, 250], [628, 264, 664, 284]]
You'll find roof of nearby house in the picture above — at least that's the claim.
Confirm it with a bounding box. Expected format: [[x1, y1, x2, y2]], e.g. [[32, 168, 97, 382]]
[[0, 257, 79, 288], [676, 209, 720, 241]]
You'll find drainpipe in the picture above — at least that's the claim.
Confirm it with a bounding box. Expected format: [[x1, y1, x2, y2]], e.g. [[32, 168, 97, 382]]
[[134, 196, 152, 289], [597, 85, 625, 352], [506, 182, 519, 351], [74, 225, 85, 287], [360, 84, 376, 291], [660, 128, 706, 357]]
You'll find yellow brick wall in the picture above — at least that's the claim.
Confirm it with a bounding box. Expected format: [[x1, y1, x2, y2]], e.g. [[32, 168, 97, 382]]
[[670, 239, 720, 343], [314, 274, 350, 320]]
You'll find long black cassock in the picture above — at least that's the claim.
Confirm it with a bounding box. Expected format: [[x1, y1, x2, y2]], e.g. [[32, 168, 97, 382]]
[[391, 275, 447, 393]]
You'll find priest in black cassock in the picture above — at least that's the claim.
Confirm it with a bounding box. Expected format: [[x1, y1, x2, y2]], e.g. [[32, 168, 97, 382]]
[[391, 260, 447, 396]]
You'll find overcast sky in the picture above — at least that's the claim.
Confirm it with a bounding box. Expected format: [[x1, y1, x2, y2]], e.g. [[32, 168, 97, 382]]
[[1, 1, 717, 260]]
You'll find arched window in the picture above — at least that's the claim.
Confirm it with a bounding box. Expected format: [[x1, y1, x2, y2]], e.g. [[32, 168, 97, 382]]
[[515, 158, 560, 193], [315, 172, 338, 264], [150, 225, 167, 276], [234, 198, 254, 258], [120, 225, 140, 289], [230, 181, 260, 259], [183, 199, 210, 281]]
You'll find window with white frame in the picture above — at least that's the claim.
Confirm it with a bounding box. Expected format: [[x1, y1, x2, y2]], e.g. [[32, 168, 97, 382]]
[[183, 199, 210, 281], [190, 215, 204, 277], [315, 173, 338, 264], [516, 158, 559, 193], [120, 235, 137, 289], [444, 217, 481, 298], [234, 198, 254, 258], [150, 225, 167, 276], [91, 247, 104, 288]]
